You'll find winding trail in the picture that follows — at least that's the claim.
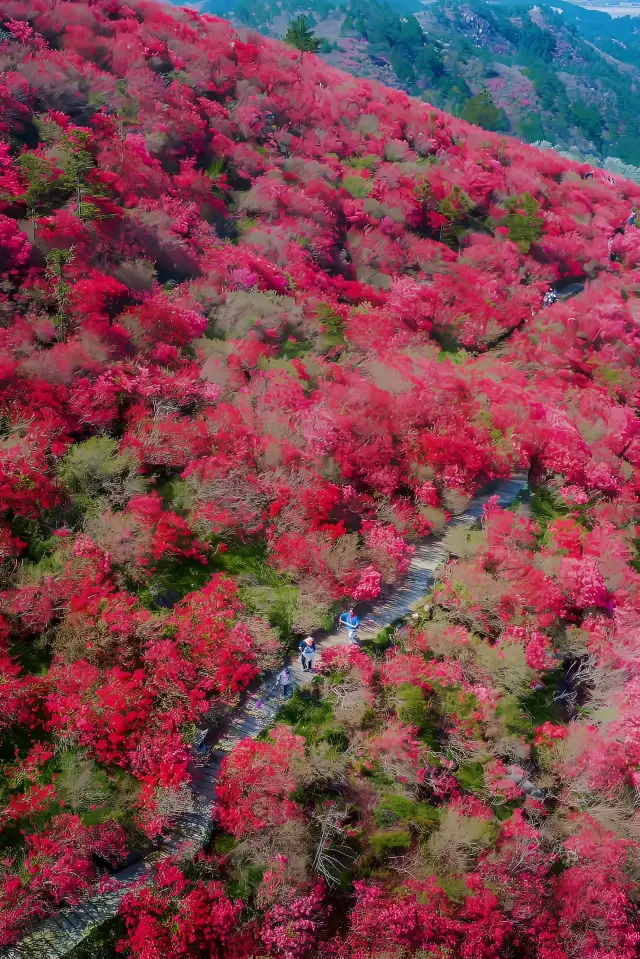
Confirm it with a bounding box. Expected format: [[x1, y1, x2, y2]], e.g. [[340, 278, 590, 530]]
[[3, 474, 527, 959], [2, 214, 594, 959]]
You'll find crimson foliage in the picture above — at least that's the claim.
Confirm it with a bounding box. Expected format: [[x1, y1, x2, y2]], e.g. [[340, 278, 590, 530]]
[[0, 0, 639, 951]]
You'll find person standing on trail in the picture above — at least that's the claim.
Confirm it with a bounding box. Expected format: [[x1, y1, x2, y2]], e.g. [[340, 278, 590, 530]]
[[277, 664, 292, 699], [339, 607, 360, 644], [299, 636, 316, 672], [193, 729, 208, 756]]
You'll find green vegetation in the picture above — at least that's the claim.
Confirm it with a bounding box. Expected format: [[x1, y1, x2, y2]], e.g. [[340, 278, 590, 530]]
[[495, 192, 544, 253], [369, 827, 411, 858], [374, 794, 439, 829], [57, 437, 146, 516], [67, 917, 126, 958], [283, 14, 322, 51], [216, 0, 640, 163], [462, 90, 509, 133]]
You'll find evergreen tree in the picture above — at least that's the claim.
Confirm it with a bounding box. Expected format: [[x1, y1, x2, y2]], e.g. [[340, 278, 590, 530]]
[[462, 89, 509, 133], [283, 15, 322, 53]]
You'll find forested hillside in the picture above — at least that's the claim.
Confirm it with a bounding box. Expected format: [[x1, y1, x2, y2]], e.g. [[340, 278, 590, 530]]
[[0, 0, 639, 955], [213, 0, 640, 167]]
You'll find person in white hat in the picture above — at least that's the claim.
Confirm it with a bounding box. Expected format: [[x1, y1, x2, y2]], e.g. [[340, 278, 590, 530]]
[[299, 636, 316, 672]]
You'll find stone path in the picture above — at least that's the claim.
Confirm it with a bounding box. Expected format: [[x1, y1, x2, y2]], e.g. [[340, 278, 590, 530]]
[[3, 474, 527, 959]]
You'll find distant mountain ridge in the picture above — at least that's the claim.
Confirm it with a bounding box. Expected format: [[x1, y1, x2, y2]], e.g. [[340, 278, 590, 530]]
[[196, 0, 640, 166]]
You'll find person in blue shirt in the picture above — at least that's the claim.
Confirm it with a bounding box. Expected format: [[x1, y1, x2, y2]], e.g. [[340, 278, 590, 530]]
[[339, 608, 360, 643], [193, 728, 208, 757]]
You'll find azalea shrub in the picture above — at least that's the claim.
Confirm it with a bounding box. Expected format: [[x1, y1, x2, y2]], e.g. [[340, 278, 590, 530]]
[[0, 0, 639, 949], [117, 494, 640, 957], [199, 490, 640, 958]]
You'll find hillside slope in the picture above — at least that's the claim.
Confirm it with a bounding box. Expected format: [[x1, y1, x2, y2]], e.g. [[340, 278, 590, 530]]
[[213, 0, 640, 165], [0, 1, 639, 955]]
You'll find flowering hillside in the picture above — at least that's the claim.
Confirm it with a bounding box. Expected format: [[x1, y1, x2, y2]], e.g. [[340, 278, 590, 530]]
[[0, 0, 639, 953], [222, 0, 640, 171]]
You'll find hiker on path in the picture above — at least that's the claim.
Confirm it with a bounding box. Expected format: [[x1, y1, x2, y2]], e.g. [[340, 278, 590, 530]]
[[193, 728, 208, 757], [277, 664, 292, 699], [339, 607, 360, 643], [299, 636, 316, 672]]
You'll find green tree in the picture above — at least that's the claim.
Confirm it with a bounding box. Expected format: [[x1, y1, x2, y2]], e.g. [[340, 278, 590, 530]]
[[389, 48, 415, 84], [517, 112, 545, 144], [462, 90, 509, 133], [496, 192, 544, 253], [415, 43, 444, 82], [570, 99, 604, 151], [283, 15, 322, 53], [45, 248, 75, 330]]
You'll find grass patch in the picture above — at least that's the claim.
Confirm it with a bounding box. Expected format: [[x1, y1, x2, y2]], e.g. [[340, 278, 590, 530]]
[[67, 915, 126, 958], [273, 687, 349, 748], [394, 684, 440, 750]]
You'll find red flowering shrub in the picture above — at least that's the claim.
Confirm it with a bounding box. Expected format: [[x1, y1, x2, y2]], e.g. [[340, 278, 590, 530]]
[[216, 726, 307, 836], [0, 214, 30, 270], [260, 882, 326, 958], [1, 815, 126, 946], [167, 575, 259, 700], [0, 0, 639, 949], [117, 857, 254, 958]]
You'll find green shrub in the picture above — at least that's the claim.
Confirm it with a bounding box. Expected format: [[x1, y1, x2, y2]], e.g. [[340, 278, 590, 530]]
[[283, 14, 321, 52], [462, 91, 509, 133], [455, 762, 487, 795], [374, 796, 416, 827], [396, 683, 428, 726], [362, 622, 399, 658], [437, 686, 480, 721], [426, 808, 496, 873], [276, 689, 337, 744], [213, 834, 237, 855], [436, 874, 468, 902], [369, 829, 411, 859], [395, 684, 438, 747], [321, 727, 350, 751], [374, 795, 440, 830], [374, 794, 417, 827], [56, 751, 111, 812], [314, 301, 345, 344], [342, 174, 373, 198], [67, 916, 125, 958], [57, 436, 145, 513], [225, 864, 265, 901], [346, 153, 378, 169], [357, 760, 395, 790], [411, 803, 441, 830], [496, 192, 544, 253]]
